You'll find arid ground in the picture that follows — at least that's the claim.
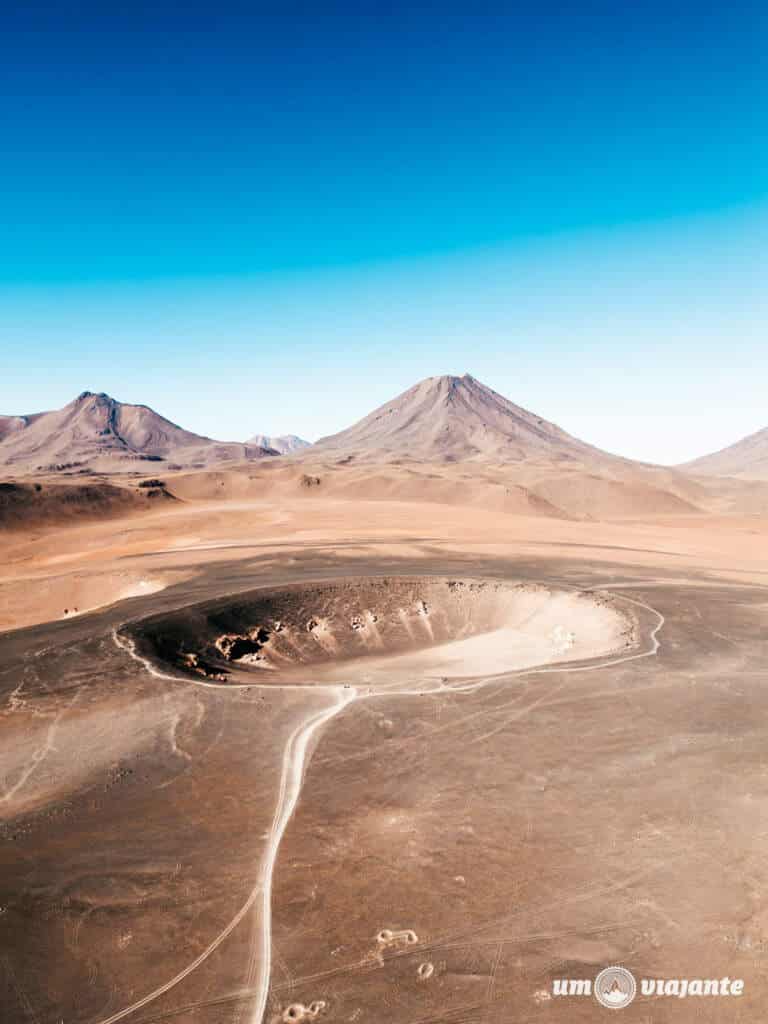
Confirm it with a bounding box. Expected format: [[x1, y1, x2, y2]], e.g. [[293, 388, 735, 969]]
[[3, 0, 766, 1009], [2, 490, 768, 1023]]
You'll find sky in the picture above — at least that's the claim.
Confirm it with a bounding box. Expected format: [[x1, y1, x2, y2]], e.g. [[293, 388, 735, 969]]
[[1, 2, 766, 463]]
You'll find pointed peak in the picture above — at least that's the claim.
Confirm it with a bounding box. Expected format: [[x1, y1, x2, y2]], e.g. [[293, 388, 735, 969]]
[[312, 370, 606, 463], [418, 373, 478, 387], [417, 373, 468, 390]]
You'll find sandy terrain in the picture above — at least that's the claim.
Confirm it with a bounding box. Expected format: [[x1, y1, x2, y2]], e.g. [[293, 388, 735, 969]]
[[2, 372, 768, 1022], [0, 568, 182, 633], [3, 491, 768, 631], [2, 484, 768, 1024]]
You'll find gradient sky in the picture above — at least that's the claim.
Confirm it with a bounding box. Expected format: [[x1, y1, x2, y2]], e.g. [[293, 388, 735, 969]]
[[2, 3, 766, 462]]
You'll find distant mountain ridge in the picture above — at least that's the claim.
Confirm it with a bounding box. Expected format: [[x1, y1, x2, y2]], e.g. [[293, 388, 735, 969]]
[[0, 414, 38, 443], [680, 425, 768, 480], [0, 378, 748, 521], [246, 433, 311, 454], [0, 391, 276, 473]]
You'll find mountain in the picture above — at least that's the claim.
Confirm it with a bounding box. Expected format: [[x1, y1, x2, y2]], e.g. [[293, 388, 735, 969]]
[[312, 373, 621, 464], [0, 392, 276, 474], [299, 373, 711, 517], [0, 413, 44, 442], [246, 433, 311, 455], [680, 426, 768, 480]]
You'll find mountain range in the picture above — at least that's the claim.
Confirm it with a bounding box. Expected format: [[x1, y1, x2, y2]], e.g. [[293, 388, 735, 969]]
[[1, 376, 766, 486], [680, 426, 768, 480], [246, 433, 311, 455], [0, 392, 276, 473]]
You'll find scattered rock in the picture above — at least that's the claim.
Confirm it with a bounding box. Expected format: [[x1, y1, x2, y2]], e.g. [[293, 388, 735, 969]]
[[180, 652, 228, 682]]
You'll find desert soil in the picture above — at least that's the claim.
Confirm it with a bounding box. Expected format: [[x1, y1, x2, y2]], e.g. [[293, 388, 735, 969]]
[[2, 494, 768, 1022]]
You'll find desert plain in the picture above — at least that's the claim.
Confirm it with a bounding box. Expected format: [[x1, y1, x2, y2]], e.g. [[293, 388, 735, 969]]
[[3, 376, 768, 1023]]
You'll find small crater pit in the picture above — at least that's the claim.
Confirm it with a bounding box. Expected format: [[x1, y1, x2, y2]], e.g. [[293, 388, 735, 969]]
[[376, 927, 419, 949], [279, 1001, 325, 1023]]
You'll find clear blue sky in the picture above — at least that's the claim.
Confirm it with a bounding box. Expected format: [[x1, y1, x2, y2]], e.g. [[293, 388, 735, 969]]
[[1, 3, 766, 462]]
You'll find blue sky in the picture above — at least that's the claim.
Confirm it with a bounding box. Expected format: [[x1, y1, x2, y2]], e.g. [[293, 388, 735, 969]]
[[1, 3, 766, 462]]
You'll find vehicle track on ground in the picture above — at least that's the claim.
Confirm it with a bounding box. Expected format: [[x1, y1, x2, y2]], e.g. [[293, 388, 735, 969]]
[[94, 583, 664, 1024]]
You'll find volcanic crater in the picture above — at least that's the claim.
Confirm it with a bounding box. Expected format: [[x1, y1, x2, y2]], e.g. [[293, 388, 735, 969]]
[[123, 576, 637, 686]]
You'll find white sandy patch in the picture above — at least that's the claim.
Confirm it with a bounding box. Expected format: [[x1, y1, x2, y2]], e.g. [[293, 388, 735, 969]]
[[395, 591, 625, 679], [0, 571, 182, 633], [325, 586, 634, 685]]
